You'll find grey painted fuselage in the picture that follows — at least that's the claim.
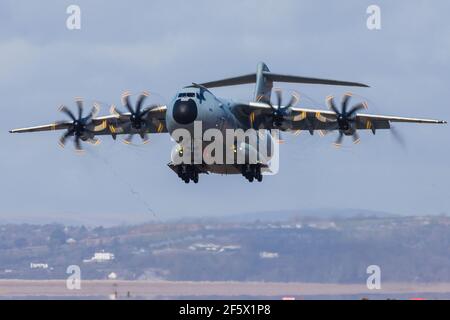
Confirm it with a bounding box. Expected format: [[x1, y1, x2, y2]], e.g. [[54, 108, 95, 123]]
[[165, 86, 270, 175]]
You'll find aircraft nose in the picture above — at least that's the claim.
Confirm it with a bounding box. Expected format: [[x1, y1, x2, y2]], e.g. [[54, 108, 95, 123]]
[[172, 99, 198, 125]]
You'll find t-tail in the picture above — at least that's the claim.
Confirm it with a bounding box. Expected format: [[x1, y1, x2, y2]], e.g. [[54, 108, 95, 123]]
[[199, 61, 369, 103]]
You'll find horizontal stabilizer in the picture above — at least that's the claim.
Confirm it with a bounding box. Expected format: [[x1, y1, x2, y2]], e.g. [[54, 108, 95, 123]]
[[199, 72, 369, 88], [266, 72, 369, 88], [199, 74, 256, 88]]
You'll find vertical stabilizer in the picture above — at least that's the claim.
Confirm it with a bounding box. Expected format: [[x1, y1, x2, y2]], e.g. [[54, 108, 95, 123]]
[[254, 62, 272, 103]]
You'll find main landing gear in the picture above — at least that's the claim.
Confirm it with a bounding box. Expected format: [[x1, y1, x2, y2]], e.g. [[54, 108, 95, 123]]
[[176, 165, 199, 184], [242, 164, 263, 183]]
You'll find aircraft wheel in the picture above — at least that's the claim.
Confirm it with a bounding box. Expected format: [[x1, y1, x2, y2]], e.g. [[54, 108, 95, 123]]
[[255, 165, 262, 182], [193, 172, 199, 184], [250, 165, 256, 178]]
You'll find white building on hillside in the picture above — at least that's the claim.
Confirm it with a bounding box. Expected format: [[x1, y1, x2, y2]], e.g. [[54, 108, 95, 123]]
[[259, 251, 279, 259], [30, 263, 49, 269], [83, 251, 115, 263]]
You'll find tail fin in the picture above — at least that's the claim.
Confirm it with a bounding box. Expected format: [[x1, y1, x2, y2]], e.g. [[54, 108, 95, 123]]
[[254, 62, 273, 103]]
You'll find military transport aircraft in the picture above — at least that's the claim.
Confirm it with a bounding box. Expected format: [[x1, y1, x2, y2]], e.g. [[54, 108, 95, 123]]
[[9, 62, 446, 183]]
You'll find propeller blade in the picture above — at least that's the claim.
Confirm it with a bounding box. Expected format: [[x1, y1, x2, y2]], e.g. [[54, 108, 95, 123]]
[[286, 91, 300, 109], [318, 130, 331, 137], [334, 132, 344, 148], [59, 106, 76, 121], [75, 98, 83, 119], [326, 96, 340, 114], [124, 95, 134, 114], [74, 136, 83, 152], [123, 134, 134, 145], [390, 126, 406, 148], [85, 104, 99, 121], [275, 89, 282, 109], [136, 91, 149, 114], [352, 131, 361, 144], [139, 128, 146, 139], [110, 104, 123, 117], [342, 93, 352, 115], [274, 132, 285, 144], [140, 104, 158, 119], [58, 129, 73, 148], [141, 132, 150, 144], [91, 102, 100, 117], [347, 102, 367, 118], [84, 136, 100, 145]]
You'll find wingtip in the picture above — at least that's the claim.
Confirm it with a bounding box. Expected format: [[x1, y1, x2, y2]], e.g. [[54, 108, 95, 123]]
[[349, 82, 370, 88]]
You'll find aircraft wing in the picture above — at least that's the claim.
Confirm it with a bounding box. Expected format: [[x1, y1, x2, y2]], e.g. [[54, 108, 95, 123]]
[[10, 105, 168, 136], [238, 102, 446, 132], [9, 122, 73, 133], [289, 107, 446, 131]]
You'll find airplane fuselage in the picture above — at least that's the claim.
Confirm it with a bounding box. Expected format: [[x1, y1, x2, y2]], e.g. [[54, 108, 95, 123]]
[[165, 86, 275, 178]]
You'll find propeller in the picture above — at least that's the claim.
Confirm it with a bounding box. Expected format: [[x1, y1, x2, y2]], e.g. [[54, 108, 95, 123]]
[[249, 89, 300, 130], [269, 89, 300, 127], [58, 98, 100, 152], [111, 91, 155, 144], [326, 93, 368, 147], [248, 89, 301, 144]]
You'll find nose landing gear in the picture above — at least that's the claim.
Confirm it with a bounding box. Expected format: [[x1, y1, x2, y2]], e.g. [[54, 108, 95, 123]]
[[242, 164, 263, 183]]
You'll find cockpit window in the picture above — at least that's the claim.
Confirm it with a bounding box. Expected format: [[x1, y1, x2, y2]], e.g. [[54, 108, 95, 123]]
[[178, 93, 195, 98]]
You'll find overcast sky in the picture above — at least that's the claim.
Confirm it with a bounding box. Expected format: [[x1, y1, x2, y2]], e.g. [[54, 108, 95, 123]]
[[1, 0, 449, 225]]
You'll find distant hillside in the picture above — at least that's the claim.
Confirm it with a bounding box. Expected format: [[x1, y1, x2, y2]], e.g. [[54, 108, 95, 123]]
[[1, 215, 450, 283], [0, 208, 404, 226], [208, 208, 398, 223]]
